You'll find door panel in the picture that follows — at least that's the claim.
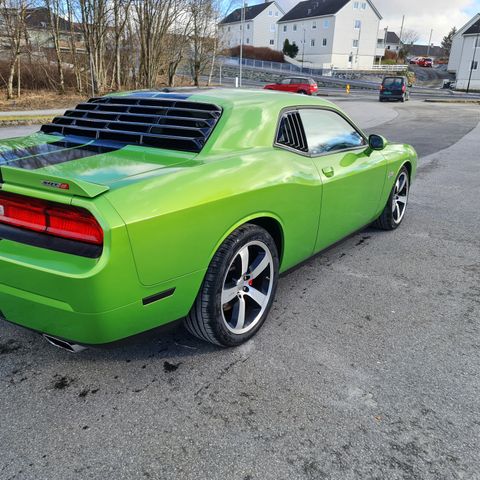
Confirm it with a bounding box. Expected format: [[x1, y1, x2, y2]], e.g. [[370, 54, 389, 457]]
[[296, 108, 387, 252], [313, 148, 387, 252]]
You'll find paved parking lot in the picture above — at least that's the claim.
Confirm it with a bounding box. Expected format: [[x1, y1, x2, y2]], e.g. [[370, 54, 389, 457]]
[[1, 97, 479, 480]]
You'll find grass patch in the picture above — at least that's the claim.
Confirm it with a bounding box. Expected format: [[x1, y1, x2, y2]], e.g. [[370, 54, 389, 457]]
[[0, 115, 54, 126]]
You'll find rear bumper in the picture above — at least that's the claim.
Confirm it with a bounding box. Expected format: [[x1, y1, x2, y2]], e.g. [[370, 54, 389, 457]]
[[0, 268, 205, 345], [380, 93, 404, 100]]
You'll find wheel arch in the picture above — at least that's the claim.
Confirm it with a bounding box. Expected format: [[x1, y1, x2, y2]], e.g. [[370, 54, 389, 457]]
[[209, 213, 285, 268], [402, 160, 412, 180]]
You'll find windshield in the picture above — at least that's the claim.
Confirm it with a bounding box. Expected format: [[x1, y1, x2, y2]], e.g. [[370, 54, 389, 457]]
[[383, 78, 404, 88]]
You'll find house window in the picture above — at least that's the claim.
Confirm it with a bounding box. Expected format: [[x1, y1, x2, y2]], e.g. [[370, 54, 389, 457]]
[[228, 26, 230, 32], [387, 45, 391, 50], [307, 8, 311, 14], [247, 23, 250, 30], [283, 25, 287, 32], [312, 21, 317, 29], [270, 39, 275, 45], [323, 19, 330, 28], [353, 1, 359, 8], [353, 39, 359, 47], [270, 24, 275, 32], [293, 24, 297, 31], [361, 2, 367, 9], [311, 39, 315, 46], [322, 38, 327, 46], [246, 38, 250, 44], [475, 37, 480, 48], [472, 61, 478, 70], [354, 20, 361, 29], [268, 10, 273, 16]]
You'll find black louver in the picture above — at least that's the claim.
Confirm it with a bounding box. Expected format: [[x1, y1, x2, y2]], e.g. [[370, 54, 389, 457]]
[[40, 96, 223, 153], [276, 111, 308, 153]]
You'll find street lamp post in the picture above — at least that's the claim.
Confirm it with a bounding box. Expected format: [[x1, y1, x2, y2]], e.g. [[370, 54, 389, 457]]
[[239, 2, 246, 88], [301, 27, 305, 72]]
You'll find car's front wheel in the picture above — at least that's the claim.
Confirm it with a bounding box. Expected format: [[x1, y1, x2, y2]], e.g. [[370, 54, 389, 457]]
[[184, 224, 279, 346], [374, 167, 410, 230]]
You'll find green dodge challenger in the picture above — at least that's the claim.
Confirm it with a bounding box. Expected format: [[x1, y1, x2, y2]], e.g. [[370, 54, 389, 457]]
[[0, 89, 417, 350]]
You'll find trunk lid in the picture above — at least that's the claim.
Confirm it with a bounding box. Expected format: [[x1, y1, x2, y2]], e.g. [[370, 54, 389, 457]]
[[0, 133, 196, 198]]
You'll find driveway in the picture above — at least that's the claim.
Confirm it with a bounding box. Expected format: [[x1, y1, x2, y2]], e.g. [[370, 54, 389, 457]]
[[0, 98, 479, 480]]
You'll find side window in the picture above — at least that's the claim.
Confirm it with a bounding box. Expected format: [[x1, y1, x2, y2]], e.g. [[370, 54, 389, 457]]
[[299, 109, 365, 155], [280, 78, 290, 84]]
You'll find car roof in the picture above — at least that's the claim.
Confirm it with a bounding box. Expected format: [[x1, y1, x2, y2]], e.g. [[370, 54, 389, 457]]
[[107, 88, 331, 110]]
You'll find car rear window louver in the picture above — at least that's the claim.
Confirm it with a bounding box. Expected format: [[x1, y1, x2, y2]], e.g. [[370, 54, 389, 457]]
[[40, 96, 223, 153], [276, 111, 308, 153]]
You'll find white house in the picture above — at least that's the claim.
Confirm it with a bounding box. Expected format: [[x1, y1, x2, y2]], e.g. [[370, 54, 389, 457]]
[[218, 1, 285, 50], [448, 14, 480, 90], [276, 0, 382, 69], [384, 31, 401, 53]]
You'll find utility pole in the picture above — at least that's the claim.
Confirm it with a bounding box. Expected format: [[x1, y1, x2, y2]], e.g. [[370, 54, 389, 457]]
[[467, 27, 480, 94], [398, 15, 405, 54], [239, 2, 246, 88], [302, 27, 305, 72], [427, 29, 433, 56], [356, 23, 362, 67], [380, 26, 388, 66]]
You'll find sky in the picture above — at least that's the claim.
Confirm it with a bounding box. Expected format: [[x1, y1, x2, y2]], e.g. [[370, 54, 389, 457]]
[[227, 0, 480, 45]]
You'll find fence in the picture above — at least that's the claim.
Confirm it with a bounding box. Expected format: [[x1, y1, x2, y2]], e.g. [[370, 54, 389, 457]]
[[219, 56, 408, 77]]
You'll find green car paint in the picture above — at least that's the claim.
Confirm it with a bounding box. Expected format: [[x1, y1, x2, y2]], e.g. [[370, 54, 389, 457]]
[[0, 89, 417, 345]]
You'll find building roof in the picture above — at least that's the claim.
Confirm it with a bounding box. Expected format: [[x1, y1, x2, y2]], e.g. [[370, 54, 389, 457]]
[[408, 44, 446, 57], [386, 31, 400, 44], [464, 18, 480, 35], [279, 0, 381, 22], [279, 0, 349, 22], [219, 2, 274, 25]]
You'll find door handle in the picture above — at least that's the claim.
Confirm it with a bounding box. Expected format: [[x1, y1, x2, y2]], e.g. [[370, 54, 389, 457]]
[[322, 166, 335, 178]]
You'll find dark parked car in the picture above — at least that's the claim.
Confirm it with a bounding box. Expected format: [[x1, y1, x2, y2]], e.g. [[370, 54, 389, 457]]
[[264, 77, 318, 95], [379, 76, 410, 102]]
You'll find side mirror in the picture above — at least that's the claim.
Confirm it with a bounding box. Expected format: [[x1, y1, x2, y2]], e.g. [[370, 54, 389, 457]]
[[368, 134, 387, 151]]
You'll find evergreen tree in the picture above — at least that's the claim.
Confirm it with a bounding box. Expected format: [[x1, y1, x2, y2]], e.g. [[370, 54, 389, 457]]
[[441, 27, 457, 56]]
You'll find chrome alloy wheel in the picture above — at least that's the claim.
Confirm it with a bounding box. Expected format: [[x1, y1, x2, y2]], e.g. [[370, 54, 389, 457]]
[[221, 241, 274, 335], [392, 171, 409, 224]]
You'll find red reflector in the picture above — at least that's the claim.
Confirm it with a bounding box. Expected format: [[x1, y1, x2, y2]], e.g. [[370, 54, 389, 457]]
[[0, 192, 103, 246]]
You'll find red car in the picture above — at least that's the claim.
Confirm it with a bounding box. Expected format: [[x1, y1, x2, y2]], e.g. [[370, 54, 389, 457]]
[[417, 57, 433, 68], [264, 77, 318, 95]]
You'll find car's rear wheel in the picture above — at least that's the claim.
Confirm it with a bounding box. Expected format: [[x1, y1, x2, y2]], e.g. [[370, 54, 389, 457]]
[[298, 90, 307, 95], [184, 224, 279, 346], [374, 167, 410, 230]]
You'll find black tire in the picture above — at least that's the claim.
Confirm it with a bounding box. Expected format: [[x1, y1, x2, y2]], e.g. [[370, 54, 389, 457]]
[[184, 224, 279, 347], [373, 166, 410, 231], [298, 90, 307, 95]]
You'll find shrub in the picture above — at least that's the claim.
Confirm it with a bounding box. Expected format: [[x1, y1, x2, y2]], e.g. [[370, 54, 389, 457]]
[[226, 45, 284, 62]]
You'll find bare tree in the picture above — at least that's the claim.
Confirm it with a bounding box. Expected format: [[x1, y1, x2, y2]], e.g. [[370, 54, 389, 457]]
[[79, 0, 111, 94], [188, 0, 216, 86], [134, 0, 185, 88], [0, 0, 29, 98], [399, 29, 420, 58], [44, 0, 65, 93]]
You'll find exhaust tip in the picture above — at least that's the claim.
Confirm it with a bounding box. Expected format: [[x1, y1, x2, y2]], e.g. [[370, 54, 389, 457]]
[[43, 334, 87, 353]]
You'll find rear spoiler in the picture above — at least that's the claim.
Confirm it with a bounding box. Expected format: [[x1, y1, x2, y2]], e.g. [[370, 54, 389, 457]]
[[0, 165, 109, 198]]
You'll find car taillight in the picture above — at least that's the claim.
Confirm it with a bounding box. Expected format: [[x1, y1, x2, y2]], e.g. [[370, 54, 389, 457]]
[[0, 192, 103, 245]]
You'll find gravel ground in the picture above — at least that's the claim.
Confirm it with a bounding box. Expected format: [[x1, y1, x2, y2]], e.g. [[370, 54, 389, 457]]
[[0, 97, 479, 480]]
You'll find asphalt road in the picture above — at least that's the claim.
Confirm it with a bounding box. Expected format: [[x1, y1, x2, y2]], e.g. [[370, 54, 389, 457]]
[[1, 98, 479, 480]]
